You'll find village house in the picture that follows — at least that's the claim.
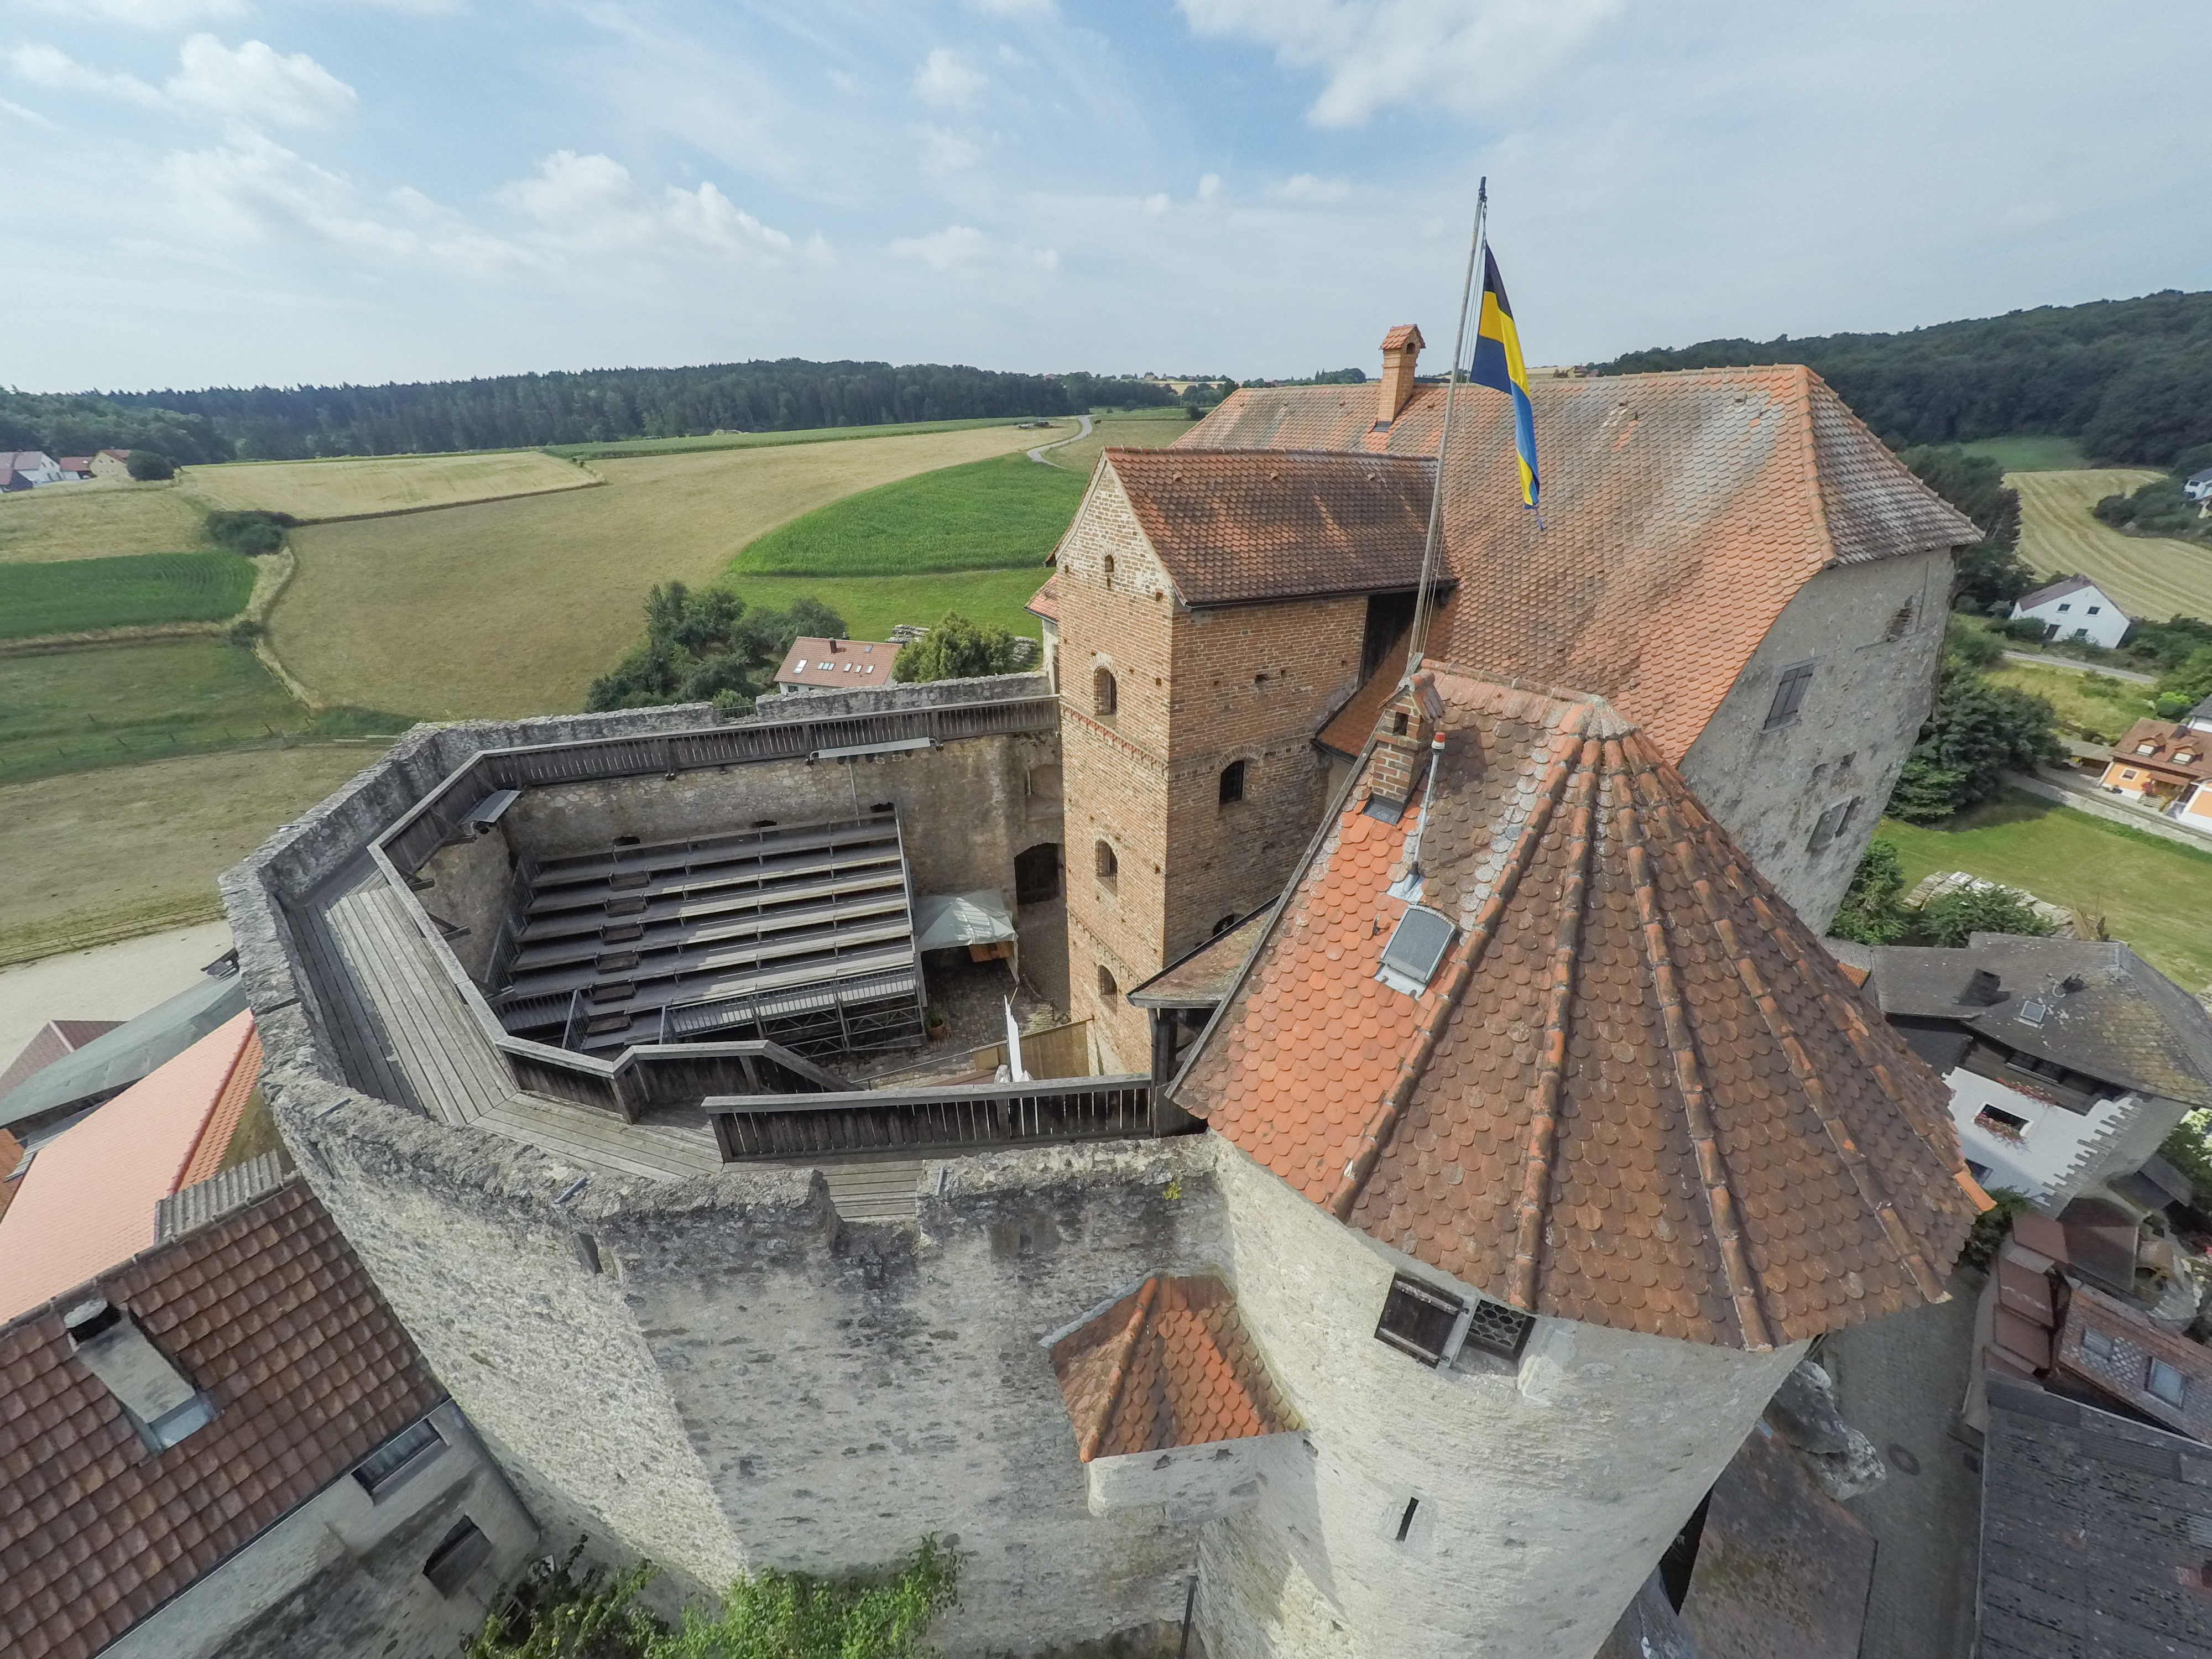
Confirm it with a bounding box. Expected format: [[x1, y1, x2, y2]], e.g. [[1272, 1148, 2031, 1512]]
[[2098, 713, 2212, 828], [0, 448, 67, 490], [773, 634, 899, 692], [2010, 572, 2131, 649]]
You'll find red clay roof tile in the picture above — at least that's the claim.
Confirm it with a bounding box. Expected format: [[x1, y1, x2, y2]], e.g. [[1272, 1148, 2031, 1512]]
[[1175, 662, 1979, 1351]]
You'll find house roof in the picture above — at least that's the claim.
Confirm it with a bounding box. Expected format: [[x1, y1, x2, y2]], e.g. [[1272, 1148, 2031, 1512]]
[[1173, 662, 1980, 1352], [774, 637, 896, 689], [1104, 448, 1437, 607], [1866, 935, 2212, 1108], [1977, 1376, 2212, 1659], [0, 1013, 260, 1323], [2013, 573, 2106, 613], [1127, 906, 1275, 1010], [1025, 575, 1060, 622], [2051, 1280, 2212, 1442], [0, 1179, 439, 1659], [2108, 718, 2212, 783], [1181, 366, 1978, 760], [0, 1020, 121, 1101], [1316, 655, 1409, 758], [0, 968, 249, 1131], [1048, 1274, 1297, 1461]]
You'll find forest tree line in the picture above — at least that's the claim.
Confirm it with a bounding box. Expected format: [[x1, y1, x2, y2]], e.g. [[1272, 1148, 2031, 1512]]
[[1597, 288, 2212, 469], [1, 359, 1179, 462]]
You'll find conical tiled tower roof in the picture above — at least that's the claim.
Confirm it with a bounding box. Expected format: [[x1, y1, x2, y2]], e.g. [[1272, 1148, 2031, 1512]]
[[1175, 664, 1982, 1351]]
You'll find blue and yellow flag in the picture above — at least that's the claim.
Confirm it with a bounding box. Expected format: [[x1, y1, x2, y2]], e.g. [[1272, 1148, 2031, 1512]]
[[1469, 248, 1539, 513]]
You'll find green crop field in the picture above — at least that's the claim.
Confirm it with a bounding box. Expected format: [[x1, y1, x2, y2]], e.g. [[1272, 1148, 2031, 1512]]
[[734, 452, 1086, 577], [0, 482, 208, 565], [270, 421, 1040, 718], [549, 416, 1024, 462], [2011, 469, 2212, 622], [185, 449, 594, 520], [1877, 788, 2212, 990], [1037, 408, 1193, 477], [0, 639, 312, 786], [722, 568, 1050, 647], [1959, 435, 2086, 472], [1984, 660, 2154, 744], [0, 550, 257, 640]]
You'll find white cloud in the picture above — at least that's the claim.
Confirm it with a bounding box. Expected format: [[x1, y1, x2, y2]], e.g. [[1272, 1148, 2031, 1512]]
[[499, 150, 796, 263], [168, 36, 357, 128], [912, 46, 985, 109], [920, 125, 980, 176], [1177, 0, 1621, 126], [1141, 192, 1171, 216], [27, 0, 245, 25], [890, 223, 1058, 278], [1196, 171, 1223, 201], [1270, 172, 1352, 203], [8, 44, 165, 107], [965, 0, 1055, 15], [0, 96, 59, 128]]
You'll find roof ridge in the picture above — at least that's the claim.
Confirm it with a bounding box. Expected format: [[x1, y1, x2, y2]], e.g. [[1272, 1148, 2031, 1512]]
[[1615, 738, 1775, 1349], [1635, 763, 1947, 1310], [1077, 1276, 1159, 1461], [1788, 366, 1838, 567], [1328, 711, 1589, 1220], [1507, 733, 1604, 1311]]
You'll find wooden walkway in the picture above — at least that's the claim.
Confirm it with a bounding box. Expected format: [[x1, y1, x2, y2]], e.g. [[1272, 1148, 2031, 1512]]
[[293, 857, 924, 1215]]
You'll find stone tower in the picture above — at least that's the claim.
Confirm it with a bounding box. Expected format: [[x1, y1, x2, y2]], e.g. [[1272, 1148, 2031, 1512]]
[[1172, 664, 1983, 1658]]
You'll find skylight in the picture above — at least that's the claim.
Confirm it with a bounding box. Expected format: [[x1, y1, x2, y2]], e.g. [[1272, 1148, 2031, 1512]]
[[2018, 999, 2048, 1026], [1377, 905, 1455, 997]]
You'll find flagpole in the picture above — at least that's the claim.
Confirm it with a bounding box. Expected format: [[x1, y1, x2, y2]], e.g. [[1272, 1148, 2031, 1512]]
[[1403, 178, 1486, 684]]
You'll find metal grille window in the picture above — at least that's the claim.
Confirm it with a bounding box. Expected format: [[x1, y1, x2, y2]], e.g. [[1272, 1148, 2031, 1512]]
[[1095, 840, 1118, 885], [1462, 1297, 1536, 1361], [1093, 667, 1118, 716], [355, 1417, 444, 1499], [1764, 662, 1815, 731], [1377, 906, 1455, 997], [1375, 1274, 1463, 1366], [1219, 759, 1247, 805]]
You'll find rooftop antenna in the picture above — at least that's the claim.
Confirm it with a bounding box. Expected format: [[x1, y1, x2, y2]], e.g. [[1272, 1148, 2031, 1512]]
[[1402, 176, 1486, 685]]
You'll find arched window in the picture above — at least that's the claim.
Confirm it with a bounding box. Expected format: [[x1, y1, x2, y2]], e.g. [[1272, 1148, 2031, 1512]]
[[1098, 964, 1119, 999], [1093, 667, 1118, 716], [1102, 552, 1117, 582], [1218, 759, 1247, 805], [1094, 840, 1118, 886]]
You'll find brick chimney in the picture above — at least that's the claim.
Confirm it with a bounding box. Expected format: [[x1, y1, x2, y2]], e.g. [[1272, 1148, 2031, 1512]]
[[1365, 674, 1446, 810], [1376, 325, 1425, 428]]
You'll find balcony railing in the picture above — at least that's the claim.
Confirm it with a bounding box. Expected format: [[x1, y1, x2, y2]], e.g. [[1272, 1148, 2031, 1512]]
[[706, 1075, 1172, 1162]]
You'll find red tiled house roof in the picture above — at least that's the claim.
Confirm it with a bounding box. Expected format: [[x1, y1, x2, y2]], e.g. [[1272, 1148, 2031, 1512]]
[[1025, 575, 1061, 622], [0, 1181, 441, 1659], [1050, 1275, 1298, 1460], [2107, 718, 2212, 786], [1102, 448, 1437, 607], [1181, 367, 1977, 760], [1174, 664, 1980, 1352]]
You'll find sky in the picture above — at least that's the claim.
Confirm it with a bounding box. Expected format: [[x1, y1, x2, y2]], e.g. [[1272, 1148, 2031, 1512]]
[[2, 0, 2208, 393]]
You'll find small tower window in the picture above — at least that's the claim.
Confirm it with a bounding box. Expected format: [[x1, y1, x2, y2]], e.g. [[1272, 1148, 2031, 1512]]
[[1094, 840, 1118, 886], [1764, 662, 1815, 731], [1097, 964, 1119, 999], [1374, 1274, 1464, 1367], [1219, 759, 1247, 805], [1462, 1298, 1536, 1362], [1102, 552, 1117, 582], [1093, 667, 1118, 717]]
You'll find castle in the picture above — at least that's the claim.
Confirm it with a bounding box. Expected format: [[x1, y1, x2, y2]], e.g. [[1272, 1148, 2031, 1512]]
[[215, 332, 1987, 1657]]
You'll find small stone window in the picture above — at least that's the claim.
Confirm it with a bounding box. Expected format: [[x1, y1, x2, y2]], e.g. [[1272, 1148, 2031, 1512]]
[[2081, 1326, 2116, 1360], [1374, 1273, 1463, 1368], [1102, 552, 1117, 582], [1094, 839, 1118, 886], [1808, 796, 1861, 852], [355, 1417, 445, 1500], [2149, 1358, 2189, 1407], [1097, 964, 1119, 1000], [1462, 1297, 1536, 1362], [1219, 759, 1247, 805], [1093, 667, 1118, 717], [423, 1517, 492, 1597], [1883, 599, 1917, 641], [1764, 662, 1815, 731]]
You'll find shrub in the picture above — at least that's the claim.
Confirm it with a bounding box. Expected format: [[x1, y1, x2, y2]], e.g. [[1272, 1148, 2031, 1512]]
[[586, 582, 846, 714], [1886, 654, 2063, 823], [892, 613, 1025, 682], [125, 450, 175, 481], [226, 618, 264, 646], [2161, 1110, 2212, 1205], [1997, 617, 2048, 644], [1960, 1187, 2033, 1270], [205, 508, 300, 556], [1945, 614, 2005, 669], [2154, 646, 2212, 711], [1829, 839, 1910, 944], [1916, 883, 2056, 947]]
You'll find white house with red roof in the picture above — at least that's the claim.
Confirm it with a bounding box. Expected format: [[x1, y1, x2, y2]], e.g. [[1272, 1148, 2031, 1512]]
[[2011, 572, 2130, 649]]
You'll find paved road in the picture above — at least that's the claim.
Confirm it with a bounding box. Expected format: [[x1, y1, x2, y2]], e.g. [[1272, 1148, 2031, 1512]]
[[2001, 648, 2153, 684], [1026, 413, 1094, 465], [0, 919, 236, 1062]]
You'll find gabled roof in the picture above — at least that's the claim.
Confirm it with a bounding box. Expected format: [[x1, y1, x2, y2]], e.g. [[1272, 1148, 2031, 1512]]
[[1049, 1274, 1297, 1460], [0, 1019, 121, 1100], [2108, 718, 2212, 782], [1380, 324, 1423, 352], [1127, 906, 1274, 1010], [0, 1180, 440, 1659], [1175, 663, 1980, 1351], [2012, 572, 2106, 612], [1104, 448, 1436, 607], [1867, 935, 2212, 1108], [774, 636, 896, 688], [1180, 367, 1978, 759], [1025, 575, 1060, 622], [2052, 1280, 2212, 1442], [0, 1012, 260, 1322]]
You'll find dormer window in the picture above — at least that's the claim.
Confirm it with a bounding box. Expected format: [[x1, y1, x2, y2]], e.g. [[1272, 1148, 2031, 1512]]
[[2138, 743, 2157, 755]]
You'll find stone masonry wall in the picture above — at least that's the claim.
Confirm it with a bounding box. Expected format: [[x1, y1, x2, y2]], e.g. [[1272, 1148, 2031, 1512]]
[[1681, 548, 1953, 930], [1201, 1143, 1805, 1659], [420, 827, 517, 985]]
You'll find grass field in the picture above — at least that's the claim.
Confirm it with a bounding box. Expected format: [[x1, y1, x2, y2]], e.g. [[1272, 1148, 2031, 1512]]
[[0, 482, 208, 565], [1985, 660, 2154, 744], [547, 416, 1024, 462], [184, 449, 594, 520], [0, 639, 306, 786], [271, 421, 1039, 718], [734, 452, 1085, 576], [2010, 468, 2212, 622], [722, 568, 1050, 645], [0, 550, 256, 640], [1960, 435, 2086, 472], [0, 744, 384, 968], [1877, 789, 2212, 990], [1037, 408, 1193, 477]]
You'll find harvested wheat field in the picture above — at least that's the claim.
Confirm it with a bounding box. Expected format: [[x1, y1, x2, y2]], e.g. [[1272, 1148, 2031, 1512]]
[[2013, 468, 2212, 621], [0, 743, 386, 967], [271, 422, 1040, 718], [184, 449, 596, 520], [0, 481, 208, 564]]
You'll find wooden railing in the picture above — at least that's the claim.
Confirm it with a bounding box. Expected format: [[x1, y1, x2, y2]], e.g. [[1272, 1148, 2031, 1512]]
[[707, 1076, 1166, 1161]]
